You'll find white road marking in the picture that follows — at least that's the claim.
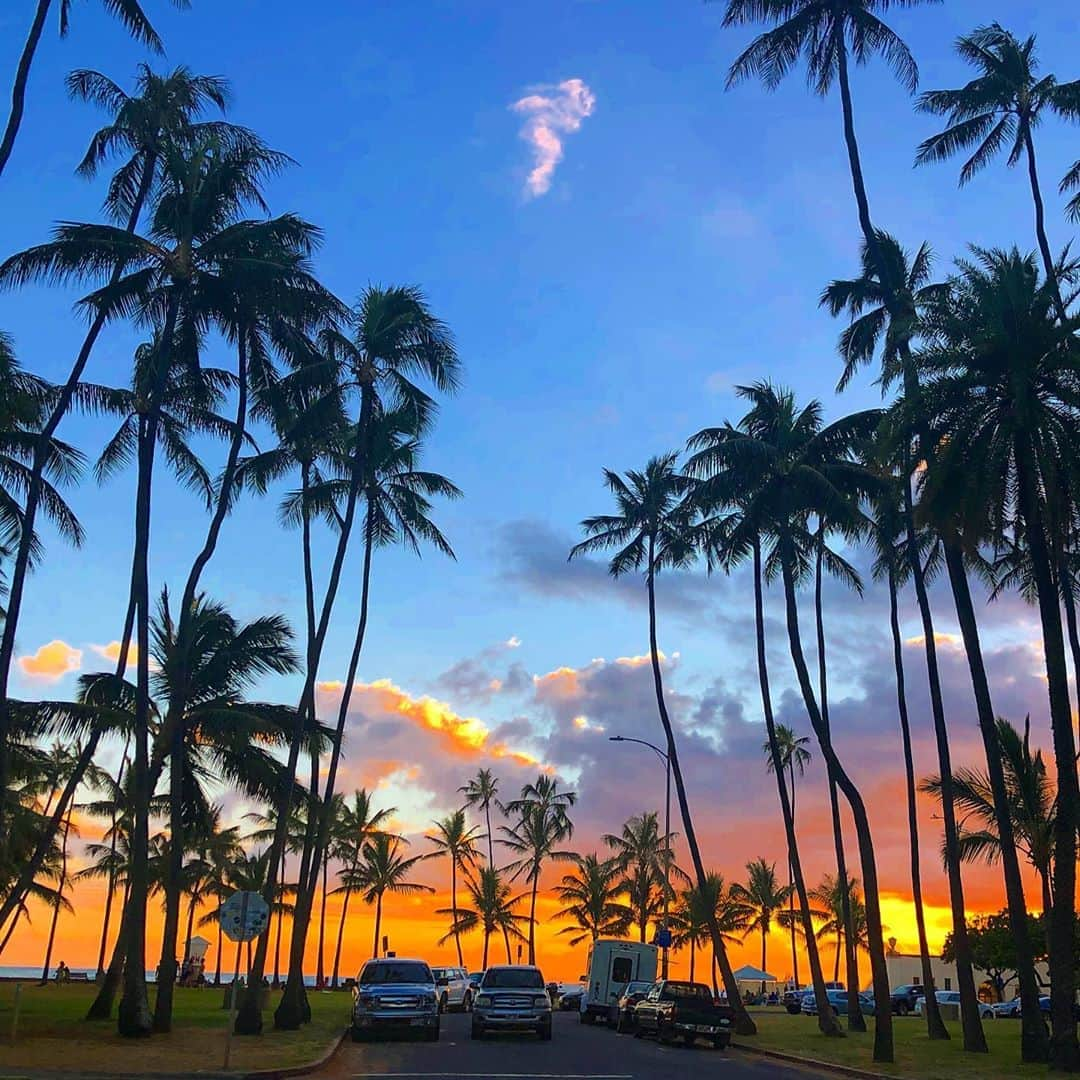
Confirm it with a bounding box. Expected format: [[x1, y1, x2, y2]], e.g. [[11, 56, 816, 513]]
[[351, 1074, 634, 1078]]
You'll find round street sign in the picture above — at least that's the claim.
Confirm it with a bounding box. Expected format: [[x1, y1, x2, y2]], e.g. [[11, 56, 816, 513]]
[[219, 890, 270, 943]]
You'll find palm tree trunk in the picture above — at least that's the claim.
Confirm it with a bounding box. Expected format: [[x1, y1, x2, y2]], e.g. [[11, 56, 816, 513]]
[[788, 764, 798, 990], [752, 540, 840, 1038], [502, 925, 511, 963], [86, 886, 129, 1020], [0, 149, 157, 848], [778, 551, 892, 1063], [689, 937, 696, 983], [834, 931, 841, 984], [485, 802, 494, 867], [40, 802, 72, 984], [482, 927, 490, 970], [315, 855, 328, 989], [95, 746, 130, 980], [451, 858, 463, 967], [647, 537, 756, 1037], [886, 563, 949, 1041], [214, 915, 222, 987], [273, 885, 283, 989], [331, 884, 352, 989], [96, 873, 116, 981], [0, 0, 51, 178], [528, 876, 539, 965], [1022, 129, 1068, 323], [281, 500, 377, 1027], [1057, 552, 1080, 740], [183, 890, 198, 970], [239, 390, 369, 1037], [943, 541, 1048, 1061], [814, 535, 865, 1032], [372, 893, 383, 959], [1013, 435, 1080, 1069]]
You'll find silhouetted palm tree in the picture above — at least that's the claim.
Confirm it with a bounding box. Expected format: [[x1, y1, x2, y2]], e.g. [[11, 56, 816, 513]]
[[732, 859, 793, 987], [428, 810, 482, 966], [460, 769, 500, 867], [553, 853, 629, 946], [438, 865, 527, 969]]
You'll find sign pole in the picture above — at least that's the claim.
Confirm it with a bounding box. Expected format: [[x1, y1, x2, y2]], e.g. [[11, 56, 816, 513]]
[[223, 891, 249, 1070]]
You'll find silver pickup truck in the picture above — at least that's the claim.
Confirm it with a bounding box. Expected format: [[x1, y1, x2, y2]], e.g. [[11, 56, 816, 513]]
[[351, 958, 440, 1042], [471, 964, 552, 1041]]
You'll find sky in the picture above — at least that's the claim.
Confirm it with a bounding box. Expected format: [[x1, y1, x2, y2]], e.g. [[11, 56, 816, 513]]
[[1, 0, 1078, 984]]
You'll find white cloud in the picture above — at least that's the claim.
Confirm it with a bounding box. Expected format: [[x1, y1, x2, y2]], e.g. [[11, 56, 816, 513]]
[[511, 78, 596, 198]]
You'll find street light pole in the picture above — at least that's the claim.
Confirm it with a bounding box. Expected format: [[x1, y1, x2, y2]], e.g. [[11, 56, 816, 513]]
[[609, 735, 671, 979]]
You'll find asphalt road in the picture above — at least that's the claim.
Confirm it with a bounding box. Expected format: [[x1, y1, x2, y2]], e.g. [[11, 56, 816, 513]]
[[311, 1010, 827, 1080]]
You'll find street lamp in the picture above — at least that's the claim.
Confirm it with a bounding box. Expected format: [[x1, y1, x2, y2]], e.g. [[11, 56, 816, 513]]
[[609, 735, 672, 979]]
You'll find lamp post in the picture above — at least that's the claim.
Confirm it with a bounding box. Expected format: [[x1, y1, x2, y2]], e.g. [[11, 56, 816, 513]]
[[609, 735, 671, 979]]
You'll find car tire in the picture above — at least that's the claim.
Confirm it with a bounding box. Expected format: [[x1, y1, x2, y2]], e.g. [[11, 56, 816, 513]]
[[471, 1022, 484, 1040], [896, 1002, 909, 1017], [462, 991, 472, 1013], [439, 994, 448, 1014], [712, 1035, 729, 1051], [581, 1008, 594, 1025], [633, 1024, 644, 1039], [538, 1022, 552, 1041], [616, 1012, 629, 1034]]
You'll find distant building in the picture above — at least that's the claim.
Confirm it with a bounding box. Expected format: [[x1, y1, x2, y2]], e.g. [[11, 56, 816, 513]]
[[883, 936, 1050, 1000]]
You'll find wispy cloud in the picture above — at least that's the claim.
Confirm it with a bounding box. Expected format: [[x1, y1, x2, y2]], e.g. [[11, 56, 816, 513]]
[[511, 78, 596, 198], [18, 639, 82, 681]]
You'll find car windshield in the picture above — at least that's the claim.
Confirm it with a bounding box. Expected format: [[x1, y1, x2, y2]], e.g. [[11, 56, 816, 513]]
[[483, 968, 544, 989], [359, 962, 431, 985]]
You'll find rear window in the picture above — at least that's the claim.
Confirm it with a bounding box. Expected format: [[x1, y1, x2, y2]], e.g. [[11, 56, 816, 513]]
[[483, 968, 544, 989], [360, 962, 432, 985], [664, 982, 711, 999]]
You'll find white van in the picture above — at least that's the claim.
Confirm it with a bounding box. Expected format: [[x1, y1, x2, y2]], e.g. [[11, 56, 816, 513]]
[[579, 939, 658, 1024]]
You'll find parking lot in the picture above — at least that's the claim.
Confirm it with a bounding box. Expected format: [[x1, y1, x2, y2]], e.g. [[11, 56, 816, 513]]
[[310, 1009, 827, 1080]]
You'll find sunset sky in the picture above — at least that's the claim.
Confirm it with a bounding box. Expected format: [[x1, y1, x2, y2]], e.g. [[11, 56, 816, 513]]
[[2, 0, 1077, 984]]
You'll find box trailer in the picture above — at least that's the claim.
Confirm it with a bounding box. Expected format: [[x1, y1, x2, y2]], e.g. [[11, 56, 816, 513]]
[[579, 939, 658, 1024]]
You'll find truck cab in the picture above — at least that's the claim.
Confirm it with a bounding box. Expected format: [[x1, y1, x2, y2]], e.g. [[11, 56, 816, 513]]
[[579, 939, 658, 1024]]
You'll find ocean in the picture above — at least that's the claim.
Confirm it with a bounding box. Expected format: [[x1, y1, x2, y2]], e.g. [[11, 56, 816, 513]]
[[0, 966, 326, 985]]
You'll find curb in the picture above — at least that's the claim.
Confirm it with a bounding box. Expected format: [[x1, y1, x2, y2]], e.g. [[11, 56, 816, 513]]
[[732, 1040, 894, 1080], [241, 1026, 348, 1080]]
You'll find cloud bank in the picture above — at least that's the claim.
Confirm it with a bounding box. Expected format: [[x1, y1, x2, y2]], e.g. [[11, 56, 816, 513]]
[[511, 78, 596, 198]]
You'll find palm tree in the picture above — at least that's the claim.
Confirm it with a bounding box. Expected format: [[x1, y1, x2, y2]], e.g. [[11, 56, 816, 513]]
[[672, 873, 750, 987], [460, 769, 500, 867], [732, 859, 793, 989], [569, 454, 756, 1037], [501, 776, 577, 965], [764, 725, 810, 991], [812, 875, 874, 981], [553, 853, 629, 945], [916, 247, 1079, 1064], [922, 717, 1056, 916], [179, 812, 243, 973], [438, 865, 528, 969], [915, 23, 1080, 321], [327, 790, 396, 988], [602, 812, 680, 943], [428, 810, 483, 965], [0, 0, 177, 178], [247, 285, 458, 1036], [822, 231, 993, 1054]]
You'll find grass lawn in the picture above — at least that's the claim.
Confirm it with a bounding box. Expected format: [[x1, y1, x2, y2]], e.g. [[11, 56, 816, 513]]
[[0, 982, 347, 1074], [740, 1007, 1048, 1080]]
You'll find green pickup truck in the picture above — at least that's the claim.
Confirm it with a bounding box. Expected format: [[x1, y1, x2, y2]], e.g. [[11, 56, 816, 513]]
[[631, 979, 732, 1049]]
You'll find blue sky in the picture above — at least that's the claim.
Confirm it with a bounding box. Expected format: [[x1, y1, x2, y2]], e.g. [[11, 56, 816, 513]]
[[2, 1, 1078, 850]]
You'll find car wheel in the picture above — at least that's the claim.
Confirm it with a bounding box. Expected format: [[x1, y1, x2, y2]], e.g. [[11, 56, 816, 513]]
[[538, 1022, 552, 1041], [616, 1012, 628, 1034], [633, 1023, 644, 1039], [657, 1019, 670, 1044], [684, 1033, 696, 1047], [712, 1035, 729, 1051], [426, 1022, 440, 1042], [438, 993, 448, 1014], [462, 991, 472, 1013], [471, 1021, 484, 1040], [896, 1003, 909, 1017]]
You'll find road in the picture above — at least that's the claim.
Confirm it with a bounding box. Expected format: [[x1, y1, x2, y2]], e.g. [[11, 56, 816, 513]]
[[310, 1009, 827, 1080]]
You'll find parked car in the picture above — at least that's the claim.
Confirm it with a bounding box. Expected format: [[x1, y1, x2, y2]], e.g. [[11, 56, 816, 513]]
[[890, 984, 927, 1016], [914, 990, 960, 1017], [610, 980, 655, 1032], [430, 966, 472, 1013], [467, 971, 484, 992], [351, 958, 439, 1042], [472, 964, 553, 1041], [782, 989, 808, 1015], [801, 988, 874, 1017], [557, 984, 585, 1011], [991, 998, 1021, 1018], [632, 979, 732, 1049]]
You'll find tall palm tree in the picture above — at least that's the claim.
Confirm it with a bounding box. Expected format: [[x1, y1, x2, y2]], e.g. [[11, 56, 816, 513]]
[[344, 834, 433, 960], [915, 23, 1080, 321], [864, 470, 949, 1040], [732, 859, 793, 988], [672, 873, 750, 987], [460, 769, 500, 867], [764, 725, 810, 991], [812, 874, 873, 981], [0, 0, 179, 178], [327, 789, 396, 989], [922, 717, 1056, 916], [916, 247, 1078, 1065], [602, 812, 680, 943], [569, 454, 756, 1037], [500, 776, 577, 966], [553, 853, 629, 946], [438, 865, 528, 969], [428, 810, 483, 966], [247, 285, 459, 1036], [0, 68, 250, 844]]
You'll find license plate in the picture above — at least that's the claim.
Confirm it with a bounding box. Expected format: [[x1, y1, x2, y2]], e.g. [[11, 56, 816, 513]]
[[694, 1024, 716, 1033], [409, 1018, 427, 1027]]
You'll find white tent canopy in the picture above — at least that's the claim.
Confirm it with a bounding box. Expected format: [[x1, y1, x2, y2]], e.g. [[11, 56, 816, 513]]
[[732, 964, 779, 984]]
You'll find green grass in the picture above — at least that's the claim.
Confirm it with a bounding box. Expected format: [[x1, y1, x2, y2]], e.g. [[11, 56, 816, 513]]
[[0, 982, 346, 1074], [739, 1007, 1049, 1080]]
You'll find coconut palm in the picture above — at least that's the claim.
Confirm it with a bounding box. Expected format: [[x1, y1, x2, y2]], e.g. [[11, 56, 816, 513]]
[[602, 812, 681, 943], [553, 853, 629, 946], [915, 23, 1080, 320], [0, 0, 177, 178], [327, 790, 396, 989], [428, 810, 483, 966], [672, 873, 751, 987], [732, 859, 793, 988], [437, 865, 528, 969], [764, 726, 810, 990], [460, 769, 500, 867], [916, 247, 1080, 1063], [922, 717, 1056, 916], [500, 776, 577, 965], [569, 453, 756, 1036], [812, 874, 873, 980]]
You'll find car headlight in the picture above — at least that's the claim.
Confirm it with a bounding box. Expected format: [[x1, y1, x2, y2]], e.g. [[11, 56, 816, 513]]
[[355, 994, 375, 1011], [423, 992, 437, 1006], [534, 995, 550, 1007], [476, 993, 492, 1006]]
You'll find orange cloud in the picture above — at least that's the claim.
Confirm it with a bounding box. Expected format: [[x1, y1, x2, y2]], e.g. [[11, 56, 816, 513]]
[[904, 632, 962, 650], [18, 639, 82, 680], [90, 640, 138, 667]]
